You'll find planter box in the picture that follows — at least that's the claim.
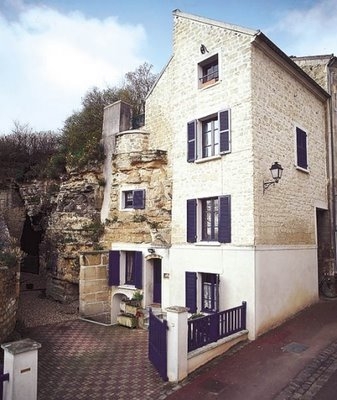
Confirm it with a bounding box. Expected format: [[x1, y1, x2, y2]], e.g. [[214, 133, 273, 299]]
[[117, 314, 137, 329], [125, 304, 139, 316]]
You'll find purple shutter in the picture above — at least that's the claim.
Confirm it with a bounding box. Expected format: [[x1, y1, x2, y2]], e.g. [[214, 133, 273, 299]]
[[134, 251, 143, 289], [219, 110, 230, 153], [133, 189, 145, 209], [218, 195, 231, 243], [108, 250, 120, 286], [186, 272, 197, 313], [187, 199, 197, 243], [296, 127, 308, 169], [187, 120, 197, 162]]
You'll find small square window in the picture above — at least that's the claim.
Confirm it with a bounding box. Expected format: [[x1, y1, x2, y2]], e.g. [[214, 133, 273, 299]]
[[198, 54, 219, 87], [122, 189, 145, 209]]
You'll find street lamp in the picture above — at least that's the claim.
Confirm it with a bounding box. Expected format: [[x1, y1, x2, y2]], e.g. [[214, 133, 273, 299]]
[[263, 162, 283, 193]]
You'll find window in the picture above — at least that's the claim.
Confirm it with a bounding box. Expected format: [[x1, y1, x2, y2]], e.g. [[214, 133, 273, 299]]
[[108, 250, 143, 288], [187, 195, 231, 243], [185, 272, 219, 313], [296, 127, 308, 170], [122, 189, 145, 209], [201, 197, 218, 241], [202, 117, 219, 158], [198, 54, 219, 86], [202, 273, 219, 312], [125, 252, 135, 285], [187, 109, 230, 162]]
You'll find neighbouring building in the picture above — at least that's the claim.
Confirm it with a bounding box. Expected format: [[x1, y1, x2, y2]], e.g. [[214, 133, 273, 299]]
[[83, 11, 334, 340]]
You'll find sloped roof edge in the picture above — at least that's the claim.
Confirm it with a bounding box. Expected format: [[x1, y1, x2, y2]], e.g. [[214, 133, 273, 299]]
[[147, 11, 330, 103], [253, 32, 330, 102], [146, 55, 173, 100], [172, 9, 258, 36]]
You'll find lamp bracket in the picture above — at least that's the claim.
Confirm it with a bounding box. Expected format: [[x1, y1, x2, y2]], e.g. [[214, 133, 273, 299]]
[[263, 180, 275, 193]]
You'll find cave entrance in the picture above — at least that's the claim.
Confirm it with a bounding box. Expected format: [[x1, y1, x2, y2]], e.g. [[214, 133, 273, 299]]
[[20, 214, 42, 274]]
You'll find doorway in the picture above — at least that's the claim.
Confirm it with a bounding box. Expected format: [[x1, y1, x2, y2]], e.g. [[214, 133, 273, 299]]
[[20, 214, 42, 274], [153, 258, 162, 304]]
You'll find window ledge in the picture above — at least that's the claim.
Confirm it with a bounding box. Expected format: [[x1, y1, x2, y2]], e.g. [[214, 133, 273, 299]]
[[195, 241, 221, 247], [118, 285, 136, 290], [199, 80, 221, 90], [195, 155, 221, 164], [295, 165, 310, 174]]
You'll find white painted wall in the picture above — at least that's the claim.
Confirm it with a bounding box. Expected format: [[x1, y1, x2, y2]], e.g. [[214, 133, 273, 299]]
[[168, 245, 256, 339], [255, 246, 318, 337]]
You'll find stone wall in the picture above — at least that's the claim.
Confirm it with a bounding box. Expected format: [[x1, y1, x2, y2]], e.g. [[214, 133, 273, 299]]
[[42, 166, 105, 302], [103, 129, 171, 247], [251, 45, 328, 245], [79, 251, 110, 324], [0, 266, 20, 343]]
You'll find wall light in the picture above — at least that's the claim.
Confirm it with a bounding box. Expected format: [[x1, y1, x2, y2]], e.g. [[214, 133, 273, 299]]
[[148, 248, 155, 254], [200, 44, 209, 54], [263, 162, 283, 193]]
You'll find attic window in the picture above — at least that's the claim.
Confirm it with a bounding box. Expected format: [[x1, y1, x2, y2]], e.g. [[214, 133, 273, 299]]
[[199, 54, 219, 87]]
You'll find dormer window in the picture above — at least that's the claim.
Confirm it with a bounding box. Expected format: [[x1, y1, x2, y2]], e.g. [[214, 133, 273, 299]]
[[199, 54, 219, 87]]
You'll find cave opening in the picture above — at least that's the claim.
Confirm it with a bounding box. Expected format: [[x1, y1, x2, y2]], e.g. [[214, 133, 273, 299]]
[[20, 214, 43, 274]]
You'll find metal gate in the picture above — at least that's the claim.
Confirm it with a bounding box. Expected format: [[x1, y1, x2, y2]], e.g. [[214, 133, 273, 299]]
[[0, 363, 9, 400], [148, 308, 168, 381]]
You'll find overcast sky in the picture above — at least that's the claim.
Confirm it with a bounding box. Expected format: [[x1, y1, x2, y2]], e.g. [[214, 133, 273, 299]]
[[0, 0, 336, 135]]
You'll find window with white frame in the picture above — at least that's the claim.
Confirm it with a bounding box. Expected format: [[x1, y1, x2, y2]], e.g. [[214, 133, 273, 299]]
[[122, 189, 145, 209], [296, 127, 308, 170], [202, 116, 219, 158], [187, 109, 230, 162], [108, 250, 143, 288], [125, 251, 135, 285], [201, 197, 219, 241], [185, 271, 219, 313], [201, 273, 219, 312], [187, 195, 231, 243]]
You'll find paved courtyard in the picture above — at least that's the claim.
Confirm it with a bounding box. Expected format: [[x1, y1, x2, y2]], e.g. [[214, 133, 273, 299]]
[[7, 273, 337, 399], [26, 320, 174, 400], [14, 273, 176, 400]]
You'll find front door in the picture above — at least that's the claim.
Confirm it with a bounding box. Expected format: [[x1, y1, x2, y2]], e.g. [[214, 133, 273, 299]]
[[153, 259, 162, 304]]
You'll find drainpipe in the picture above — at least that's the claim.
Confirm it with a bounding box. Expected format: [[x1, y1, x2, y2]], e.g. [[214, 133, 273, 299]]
[[327, 60, 337, 273]]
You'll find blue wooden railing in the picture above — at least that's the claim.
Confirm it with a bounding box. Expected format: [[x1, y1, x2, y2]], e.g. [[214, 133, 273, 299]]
[[188, 301, 247, 352]]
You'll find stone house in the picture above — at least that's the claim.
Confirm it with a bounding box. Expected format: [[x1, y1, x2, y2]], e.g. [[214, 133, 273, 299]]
[[98, 11, 332, 339]]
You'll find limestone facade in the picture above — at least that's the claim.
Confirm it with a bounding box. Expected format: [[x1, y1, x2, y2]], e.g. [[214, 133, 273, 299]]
[[141, 11, 330, 338], [80, 12, 334, 339]]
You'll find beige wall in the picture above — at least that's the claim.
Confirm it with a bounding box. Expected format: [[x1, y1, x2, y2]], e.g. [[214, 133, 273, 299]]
[[146, 12, 256, 246], [143, 11, 329, 339], [251, 46, 328, 246]]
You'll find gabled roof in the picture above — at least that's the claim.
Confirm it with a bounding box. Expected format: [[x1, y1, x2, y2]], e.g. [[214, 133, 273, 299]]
[[147, 10, 330, 102], [172, 9, 258, 36]]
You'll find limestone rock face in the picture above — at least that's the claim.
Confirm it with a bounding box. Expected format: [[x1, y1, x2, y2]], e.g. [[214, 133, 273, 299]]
[[41, 166, 105, 302], [103, 131, 171, 247]]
